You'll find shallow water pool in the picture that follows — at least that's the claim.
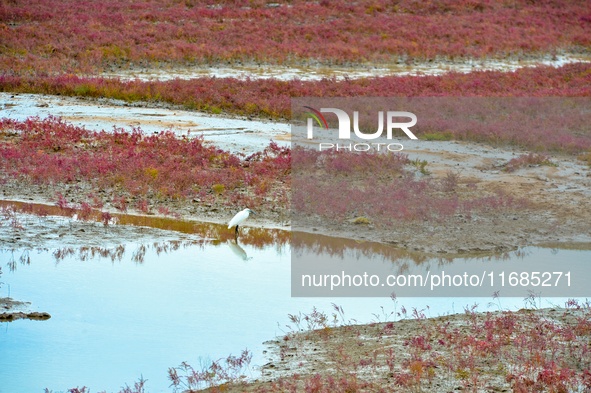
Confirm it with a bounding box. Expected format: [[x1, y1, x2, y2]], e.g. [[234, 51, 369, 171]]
[[1, 236, 588, 392]]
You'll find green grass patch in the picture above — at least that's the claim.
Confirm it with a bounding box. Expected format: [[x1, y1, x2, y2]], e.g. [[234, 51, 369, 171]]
[[422, 132, 453, 141]]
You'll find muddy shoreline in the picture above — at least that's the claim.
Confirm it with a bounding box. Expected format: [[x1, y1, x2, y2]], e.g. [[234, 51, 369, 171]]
[[3, 93, 591, 256], [247, 306, 591, 393], [2, 137, 590, 257]]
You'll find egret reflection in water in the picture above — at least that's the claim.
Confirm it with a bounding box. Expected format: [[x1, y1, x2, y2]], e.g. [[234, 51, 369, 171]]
[[227, 240, 249, 261]]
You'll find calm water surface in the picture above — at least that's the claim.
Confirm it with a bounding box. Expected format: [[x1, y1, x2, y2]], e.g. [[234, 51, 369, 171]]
[[1, 236, 588, 393]]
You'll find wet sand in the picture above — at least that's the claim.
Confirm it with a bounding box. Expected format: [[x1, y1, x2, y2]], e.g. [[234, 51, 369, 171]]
[[98, 53, 591, 81]]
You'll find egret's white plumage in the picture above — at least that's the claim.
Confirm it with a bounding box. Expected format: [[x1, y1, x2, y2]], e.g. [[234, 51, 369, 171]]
[[228, 208, 255, 235]]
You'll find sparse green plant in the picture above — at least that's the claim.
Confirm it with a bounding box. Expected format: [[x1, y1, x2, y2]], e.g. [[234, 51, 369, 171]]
[[410, 158, 430, 175], [352, 216, 371, 225], [211, 183, 226, 195], [423, 132, 453, 141]]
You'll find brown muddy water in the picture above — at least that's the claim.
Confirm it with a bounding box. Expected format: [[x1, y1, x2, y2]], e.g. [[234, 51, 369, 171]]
[[1, 205, 590, 392]]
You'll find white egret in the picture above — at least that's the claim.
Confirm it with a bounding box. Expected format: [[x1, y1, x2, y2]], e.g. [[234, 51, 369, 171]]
[[228, 208, 256, 237]]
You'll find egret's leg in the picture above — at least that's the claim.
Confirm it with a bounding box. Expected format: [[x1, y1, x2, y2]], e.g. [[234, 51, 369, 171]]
[[235, 225, 239, 239]]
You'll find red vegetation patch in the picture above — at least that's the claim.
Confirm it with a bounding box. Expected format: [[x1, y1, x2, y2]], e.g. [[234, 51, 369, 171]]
[[1, 0, 590, 75], [0, 116, 290, 209], [170, 301, 591, 392], [292, 148, 525, 225]]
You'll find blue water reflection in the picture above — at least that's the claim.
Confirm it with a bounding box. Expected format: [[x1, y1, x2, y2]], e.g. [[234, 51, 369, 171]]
[[1, 240, 587, 393]]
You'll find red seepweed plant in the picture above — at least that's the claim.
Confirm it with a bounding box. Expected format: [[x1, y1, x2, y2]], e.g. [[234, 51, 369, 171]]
[[292, 147, 526, 226], [264, 300, 591, 392], [1, 0, 590, 75], [0, 116, 291, 212], [163, 299, 591, 392]]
